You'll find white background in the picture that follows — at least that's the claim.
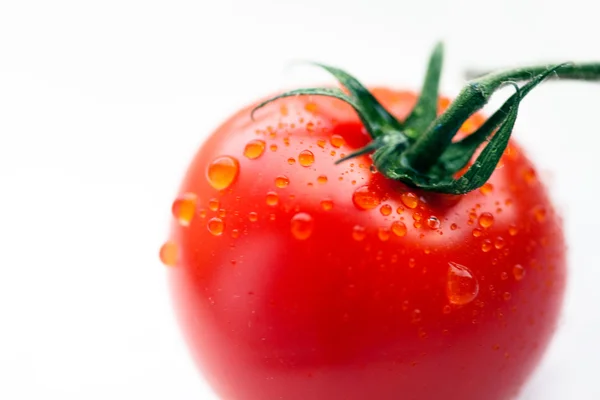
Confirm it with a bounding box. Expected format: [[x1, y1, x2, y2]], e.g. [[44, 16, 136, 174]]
[[1, 1, 598, 399]]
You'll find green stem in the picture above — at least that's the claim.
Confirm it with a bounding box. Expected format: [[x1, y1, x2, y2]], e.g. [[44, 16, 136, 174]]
[[403, 62, 600, 172]]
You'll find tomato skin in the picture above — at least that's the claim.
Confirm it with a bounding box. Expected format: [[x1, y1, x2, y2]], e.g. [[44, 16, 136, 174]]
[[167, 89, 566, 400]]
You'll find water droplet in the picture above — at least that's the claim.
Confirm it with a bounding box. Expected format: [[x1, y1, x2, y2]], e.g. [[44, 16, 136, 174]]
[[290, 212, 314, 240], [443, 305, 452, 314], [305, 102, 317, 113], [408, 258, 416, 268], [500, 271, 508, 280], [479, 183, 494, 195], [450, 223, 458, 230], [159, 241, 178, 267], [218, 208, 226, 218], [352, 185, 382, 210], [512, 264, 525, 281], [275, 175, 290, 188], [391, 221, 407, 237], [317, 139, 326, 148], [427, 216, 440, 229], [494, 236, 505, 249], [411, 309, 422, 323], [249, 212, 258, 222], [503, 292, 512, 301], [298, 150, 315, 167], [269, 213, 276, 221], [208, 198, 220, 211], [172, 193, 197, 227], [330, 150, 336, 156], [266, 191, 279, 206], [306, 122, 315, 132], [523, 168, 537, 184], [352, 225, 366, 241], [400, 192, 419, 209], [320, 199, 334, 211], [317, 175, 328, 184], [380, 204, 392, 216], [481, 240, 493, 252], [244, 140, 266, 159], [330, 134, 345, 148], [533, 206, 547, 222], [478, 212, 495, 228], [508, 224, 519, 236], [207, 217, 225, 236], [269, 144, 278, 152], [378, 227, 391, 241], [413, 212, 422, 221], [472, 228, 482, 237], [287, 157, 296, 165], [447, 262, 479, 306], [207, 156, 239, 190], [199, 209, 207, 218], [231, 229, 240, 239]]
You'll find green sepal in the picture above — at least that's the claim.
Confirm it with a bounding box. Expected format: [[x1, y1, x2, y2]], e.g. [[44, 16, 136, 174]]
[[403, 42, 444, 139], [431, 64, 566, 178]]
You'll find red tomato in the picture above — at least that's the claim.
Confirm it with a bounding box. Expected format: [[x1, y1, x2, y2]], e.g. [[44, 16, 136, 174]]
[[162, 88, 566, 400]]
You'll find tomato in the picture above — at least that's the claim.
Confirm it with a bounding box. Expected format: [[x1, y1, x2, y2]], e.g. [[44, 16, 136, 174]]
[[162, 46, 584, 400]]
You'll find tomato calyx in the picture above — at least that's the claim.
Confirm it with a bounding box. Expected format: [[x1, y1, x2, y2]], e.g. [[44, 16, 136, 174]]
[[252, 42, 600, 195]]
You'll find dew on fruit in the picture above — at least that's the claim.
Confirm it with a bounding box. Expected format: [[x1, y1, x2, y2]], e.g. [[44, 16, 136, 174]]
[[244, 140, 266, 159], [159, 240, 178, 267], [291, 212, 314, 240], [288, 157, 296, 165], [378, 227, 391, 241], [330, 134, 345, 148], [479, 183, 493, 195], [427, 216, 440, 229], [266, 191, 279, 206], [269, 144, 278, 152], [513, 264, 525, 281], [317, 175, 328, 184], [508, 225, 519, 236], [503, 292, 512, 301], [208, 198, 220, 211], [533, 206, 547, 222], [305, 102, 317, 113], [472, 228, 482, 237], [199, 209, 207, 218], [446, 262, 479, 306], [478, 212, 495, 228], [317, 139, 326, 148], [207, 217, 225, 236], [413, 212, 422, 221], [495, 236, 506, 249], [401, 192, 419, 209], [218, 208, 226, 218], [352, 225, 366, 241], [352, 185, 382, 210], [275, 175, 290, 188], [450, 223, 458, 230], [249, 212, 258, 222], [500, 271, 508, 280], [380, 204, 392, 216], [298, 150, 315, 167], [231, 229, 240, 239], [172, 193, 197, 227], [320, 199, 334, 211], [481, 239, 493, 252], [207, 156, 239, 190], [391, 221, 407, 237]]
